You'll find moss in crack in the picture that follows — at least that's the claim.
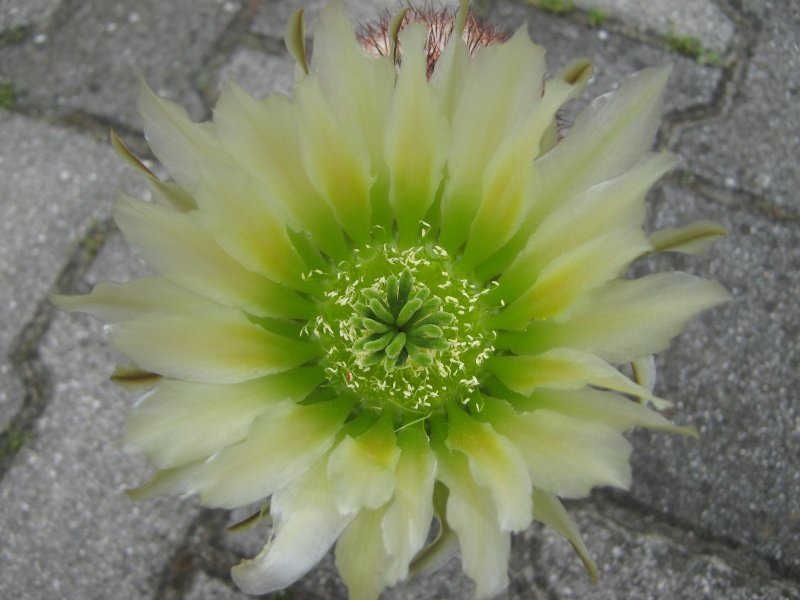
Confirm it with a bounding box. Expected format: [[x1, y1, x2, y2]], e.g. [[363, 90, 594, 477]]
[[528, 0, 575, 16], [0, 82, 17, 110], [586, 9, 607, 28], [663, 31, 722, 66]]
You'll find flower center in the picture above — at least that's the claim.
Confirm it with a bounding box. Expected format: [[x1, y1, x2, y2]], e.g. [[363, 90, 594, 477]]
[[309, 244, 495, 417]]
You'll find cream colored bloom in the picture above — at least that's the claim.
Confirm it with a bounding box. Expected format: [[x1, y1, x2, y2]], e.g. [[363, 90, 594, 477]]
[[56, 1, 729, 598]]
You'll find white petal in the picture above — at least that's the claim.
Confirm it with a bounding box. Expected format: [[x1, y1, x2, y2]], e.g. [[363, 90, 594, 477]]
[[532, 488, 597, 581], [435, 440, 510, 599], [487, 348, 660, 403], [231, 457, 353, 595], [327, 414, 401, 514], [439, 27, 546, 253], [385, 24, 448, 245], [125, 367, 324, 468], [52, 277, 205, 323], [445, 404, 532, 531], [114, 197, 314, 319], [494, 227, 651, 328], [195, 397, 352, 507], [110, 304, 319, 384], [485, 398, 632, 498], [498, 273, 730, 363], [336, 507, 392, 600], [212, 82, 350, 260], [138, 80, 228, 189], [528, 66, 671, 226], [382, 425, 437, 585]]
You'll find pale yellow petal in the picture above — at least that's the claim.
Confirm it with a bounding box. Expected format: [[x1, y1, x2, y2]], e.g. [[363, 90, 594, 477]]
[[294, 75, 374, 245], [484, 398, 631, 497], [52, 277, 205, 323], [496, 152, 677, 302], [435, 441, 511, 599], [439, 27, 546, 253], [650, 220, 727, 255], [382, 425, 437, 585], [494, 227, 651, 328], [232, 457, 353, 595], [385, 24, 448, 245], [532, 488, 597, 581], [336, 507, 392, 600], [487, 348, 659, 403], [527, 66, 671, 226], [124, 368, 325, 468], [110, 305, 319, 384], [194, 398, 352, 508], [327, 413, 401, 513], [193, 166, 309, 290], [498, 273, 731, 363], [138, 80, 228, 189], [446, 404, 532, 531], [212, 82, 350, 260], [113, 197, 313, 319], [516, 387, 696, 437]]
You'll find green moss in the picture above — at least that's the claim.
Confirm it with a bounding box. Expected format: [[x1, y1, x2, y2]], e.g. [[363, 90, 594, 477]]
[[663, 32, 722, 66], [530, 0, 575, 16], [0, 82, 17, 110], [0, 428, 31, 458], [586, 9, 607, 27]]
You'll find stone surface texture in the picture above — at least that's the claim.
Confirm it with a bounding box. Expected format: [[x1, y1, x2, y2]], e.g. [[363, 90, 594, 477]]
[[0, 0, 798, 599]]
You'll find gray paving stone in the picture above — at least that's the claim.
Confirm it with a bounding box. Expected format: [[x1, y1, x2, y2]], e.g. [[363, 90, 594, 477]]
[[0, 361, 23, 432], [251, 0, 418, 39], [0, 311, 198, 600], [626, 183, 800, 574], [679, 1, 800, 215], [511, 506, 799, 599], [0, 0, 62, 32], [214, 45, 295, 100], [185, 572, 249, 600], [0, 112, 141, 358], [489, 2, 722, 120], [571, 0, 734, 53], [84, 229, 152, 289], [0, 0, 245, 126]]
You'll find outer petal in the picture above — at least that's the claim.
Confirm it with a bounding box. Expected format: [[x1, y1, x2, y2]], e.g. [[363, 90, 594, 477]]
[[495, 152, 677, 302], [53, 277, 205, 323], [445, 404, 532, 531], [114, 197, 314, 319], [294, 75, 374, 245], [493, 227, 651, 328], [231, 457, 353, 595], [484, 398, 632, 498], [385, 24, 448, 245], [497, 273, 731, 362], [137, 81, 229, 188], [434, 434, 511, 599], [527, 66, 671, 226], [516, 387, 696, 436], [439, 27, 546, 253], [193, 166, 309, 290], [336, 507, 392, 600], [212, 82, 350, 260], [192, 397, 352, 507], [532, 488, 597, 581], [110, 305, 319, 384], [487, 348, 659, 402], [327, 413, 401, 513], [124, 367, 324, 468], [382, 425, 437, 585]]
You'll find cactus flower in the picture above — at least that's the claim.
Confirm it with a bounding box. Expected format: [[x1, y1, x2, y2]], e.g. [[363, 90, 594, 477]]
[[56, 1, 729, 598]]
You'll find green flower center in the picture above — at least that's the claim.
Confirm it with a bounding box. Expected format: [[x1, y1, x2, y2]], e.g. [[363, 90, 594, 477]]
[[310, 244, 495, 418]]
